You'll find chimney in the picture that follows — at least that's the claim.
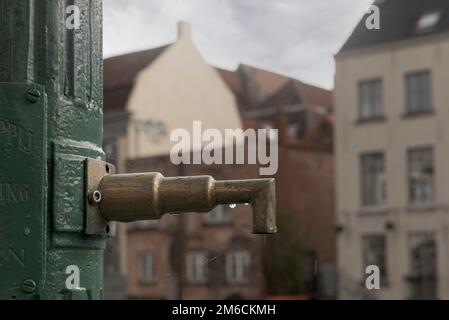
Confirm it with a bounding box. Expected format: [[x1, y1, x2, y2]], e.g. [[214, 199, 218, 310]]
[[177, 21, 191, 39]]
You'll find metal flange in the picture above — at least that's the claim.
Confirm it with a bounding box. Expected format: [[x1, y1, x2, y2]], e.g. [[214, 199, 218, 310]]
[[85, 159, 116, 236]]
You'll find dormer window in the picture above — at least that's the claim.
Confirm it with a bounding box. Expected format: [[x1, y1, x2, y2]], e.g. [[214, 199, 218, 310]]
[[416, 10, 442, 33]]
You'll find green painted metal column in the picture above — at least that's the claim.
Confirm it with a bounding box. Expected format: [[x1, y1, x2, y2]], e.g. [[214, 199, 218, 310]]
[[0, 0, 105, 299]]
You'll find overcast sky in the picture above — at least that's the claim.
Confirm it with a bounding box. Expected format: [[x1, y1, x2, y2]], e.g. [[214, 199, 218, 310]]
[[104, 0, 373, 90]]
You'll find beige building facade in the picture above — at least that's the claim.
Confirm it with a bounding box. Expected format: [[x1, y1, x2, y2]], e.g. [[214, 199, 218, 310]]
[[335, 1, 449, 300], [125, 22, 243, 159]]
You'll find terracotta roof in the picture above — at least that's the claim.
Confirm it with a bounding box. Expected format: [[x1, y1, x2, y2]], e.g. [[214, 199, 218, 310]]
[[339, 0, 449, 54], [215, 67, 246, 104], [239, 64, 289, 97], [261, 79, 332, 110], [103, 47, 331, 113], [291, 80, 333, 109], [104, 45, 170, 111], [215, 67, 242, 96]]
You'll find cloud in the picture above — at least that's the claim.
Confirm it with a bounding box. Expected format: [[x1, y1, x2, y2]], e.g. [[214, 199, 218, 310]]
[[103, 0, 373, 89]]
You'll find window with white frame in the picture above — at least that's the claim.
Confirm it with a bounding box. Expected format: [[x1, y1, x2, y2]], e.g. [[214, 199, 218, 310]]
[[408, 147, 435, 204], [408, 233, 437, 299], [140, 252, 155, 283], [186, 251, 208, 284], [362, 235, 387, 281], [203, 205, 231, 225], [361, 152, 386, 207], [226, 250, 251, 284], [358, 79, 383, 120], [406, 71, 432, 114]]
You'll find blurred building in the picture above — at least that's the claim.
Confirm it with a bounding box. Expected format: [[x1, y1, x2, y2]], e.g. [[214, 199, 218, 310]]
[[219, 64, 336, 298], [335, 0, 449, 299], [103, 21, 335, 299]]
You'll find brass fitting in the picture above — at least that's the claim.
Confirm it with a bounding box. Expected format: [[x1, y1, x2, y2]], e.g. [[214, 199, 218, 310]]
[[97, 173, 276, 234]]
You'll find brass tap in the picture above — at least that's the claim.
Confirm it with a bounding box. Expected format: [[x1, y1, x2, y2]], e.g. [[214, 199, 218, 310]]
[[97, 173, 276, 234]]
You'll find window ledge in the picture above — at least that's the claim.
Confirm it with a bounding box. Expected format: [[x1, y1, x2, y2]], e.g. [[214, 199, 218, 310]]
[[139, 280, 157, 286], [355, 116, 386, 125], [407, 202, 440, 212], [402, 109, 434, 118], [359, 206, 390, 215], [186, 280, 209, 286]]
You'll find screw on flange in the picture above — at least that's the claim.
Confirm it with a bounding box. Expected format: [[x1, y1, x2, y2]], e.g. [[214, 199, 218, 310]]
[[88, 190, 102, 205], [26, 89, 41, 103], [21, 279, 37, 293]]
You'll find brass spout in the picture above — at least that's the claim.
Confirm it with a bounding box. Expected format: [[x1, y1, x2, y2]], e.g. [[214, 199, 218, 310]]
[[97, 173, 276, 234]]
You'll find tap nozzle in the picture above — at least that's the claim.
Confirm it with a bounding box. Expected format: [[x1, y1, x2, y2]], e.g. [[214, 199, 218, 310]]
[[97, 173, 276, 234]]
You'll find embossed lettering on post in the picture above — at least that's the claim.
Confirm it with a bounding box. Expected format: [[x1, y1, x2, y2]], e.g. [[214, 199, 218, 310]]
[[0, 182, 31, 206], [0, 119, 34, 153], [0, 247, 26, 267]]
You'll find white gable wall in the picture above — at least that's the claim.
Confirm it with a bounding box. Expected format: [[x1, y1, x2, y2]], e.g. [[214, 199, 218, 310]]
[[125, 23, 243, 159]]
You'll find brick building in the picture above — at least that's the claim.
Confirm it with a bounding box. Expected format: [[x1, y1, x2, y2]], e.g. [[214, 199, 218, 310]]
[[125, 158, 263, 299], [103, 21, 335, 299], [220, 63, 336, 298]]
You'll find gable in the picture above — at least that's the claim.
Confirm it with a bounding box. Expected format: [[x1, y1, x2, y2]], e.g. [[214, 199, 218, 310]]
[[125, 34, 243, 158], [104, 45, 170, 112]]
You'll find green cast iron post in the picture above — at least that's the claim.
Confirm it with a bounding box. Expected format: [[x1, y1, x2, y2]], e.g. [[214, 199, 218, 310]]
[[0, 0, 105, 299]]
